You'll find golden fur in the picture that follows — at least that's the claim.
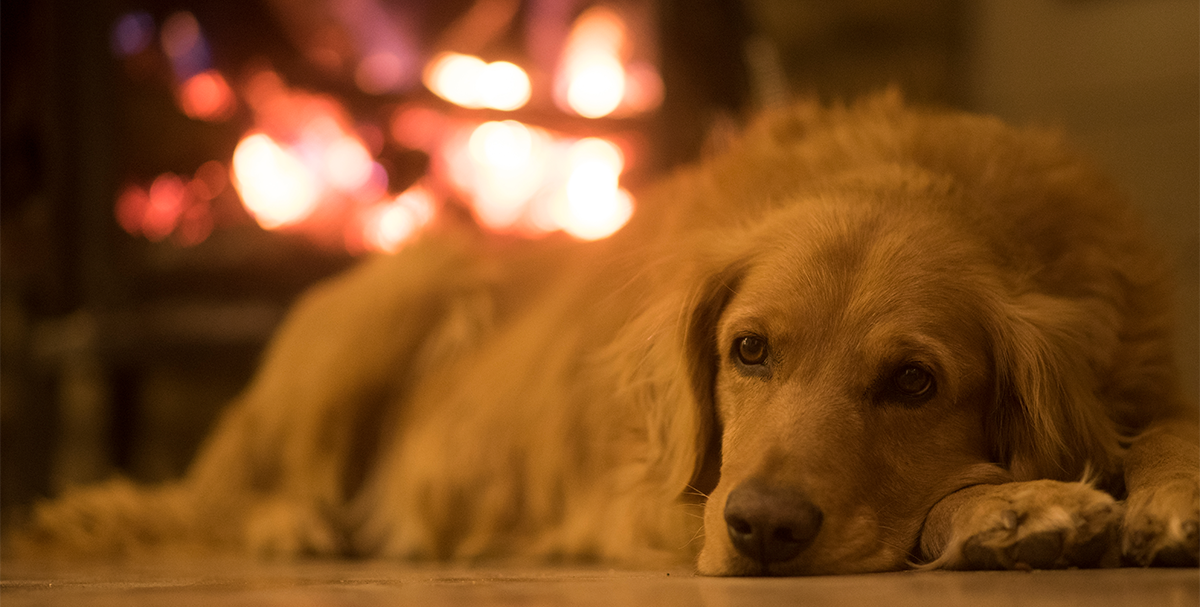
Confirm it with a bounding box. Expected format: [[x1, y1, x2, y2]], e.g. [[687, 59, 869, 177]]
[[14, 93, 1199, 574]]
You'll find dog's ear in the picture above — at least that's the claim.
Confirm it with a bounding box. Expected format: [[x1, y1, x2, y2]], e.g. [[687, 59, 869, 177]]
[[604, 254, 745, 507], [986, 291, 1123, 481], [679, 263, 745, 496]]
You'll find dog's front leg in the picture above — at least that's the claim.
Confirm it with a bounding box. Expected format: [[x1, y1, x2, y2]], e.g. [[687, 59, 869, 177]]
[[919, 480, 1124, 570], [1122, 418, 1200, 566]]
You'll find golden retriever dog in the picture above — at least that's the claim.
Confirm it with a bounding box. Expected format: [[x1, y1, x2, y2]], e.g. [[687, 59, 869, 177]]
[[15, 92, 1199, 575]]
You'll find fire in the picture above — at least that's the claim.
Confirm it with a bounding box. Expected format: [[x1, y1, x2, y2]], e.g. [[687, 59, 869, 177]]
[[477, 61, 532, 111], [558, 7, 627, 119], [112, 3, 665, 254], [361, 185, 436, 253], [323, 136, 374, 192], [178, 69, 235, 122], [230, 70, 413, 245], [430, 117, 634, 238], [424, 52, 531, 111], [355, 51, 406, 95], [115, 164, 222, 247], [231, 133, 320, 229], [553, 138, 632, 240], [456, 120, 547, 230]]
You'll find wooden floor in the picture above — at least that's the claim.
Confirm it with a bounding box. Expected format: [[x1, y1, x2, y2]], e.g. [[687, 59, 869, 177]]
[[1, 559, 1196, 606]]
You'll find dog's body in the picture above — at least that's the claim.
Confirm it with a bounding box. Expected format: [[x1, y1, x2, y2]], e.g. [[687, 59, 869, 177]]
[[18, 94, 1199, 574]]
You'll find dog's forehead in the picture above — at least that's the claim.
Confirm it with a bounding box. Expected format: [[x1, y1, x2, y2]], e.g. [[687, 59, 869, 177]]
[[724, 205, 989, 341]]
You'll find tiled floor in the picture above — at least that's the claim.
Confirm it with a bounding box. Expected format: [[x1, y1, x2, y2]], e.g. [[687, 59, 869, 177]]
[[1, 559, 1196, 607]]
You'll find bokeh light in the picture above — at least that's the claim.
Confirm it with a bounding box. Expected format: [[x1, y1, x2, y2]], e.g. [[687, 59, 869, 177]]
[[361, 185, 436, 253], [424, 52, 531, 111], [114, 3, 660, 254], [355, 51, 406, 95], [566, 56, 625, 118], [425, 53, 487, 108], [323, 136, 374, 192], [477, 61, 532, 111], [558, 6, 628, 118], [469, 120, 533, 169], [160, 11, 210, 80], [192, 160, 228, 200], [160, 12, 201, 61], [111, 12, 155, 57], [552, 137, 633, 240], [231, 133, 320, 229], [115, 184, 151, 236], [143, 173, 189, 241], [178, 70, 236, 122], [455, 120, 548, 230]]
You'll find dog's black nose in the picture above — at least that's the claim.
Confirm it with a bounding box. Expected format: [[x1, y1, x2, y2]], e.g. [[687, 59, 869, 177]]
[[724, 479, 823, 565]]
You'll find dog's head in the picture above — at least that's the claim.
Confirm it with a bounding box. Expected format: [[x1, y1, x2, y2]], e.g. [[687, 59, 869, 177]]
[[670, 178, 1122, 575]]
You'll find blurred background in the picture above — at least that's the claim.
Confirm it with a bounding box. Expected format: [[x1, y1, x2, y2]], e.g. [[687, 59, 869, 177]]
[[2, 0, 1196, 530]]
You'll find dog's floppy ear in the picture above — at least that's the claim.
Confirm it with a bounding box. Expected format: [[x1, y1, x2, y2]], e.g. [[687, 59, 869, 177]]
[[680, 263, 745, 496], [605, 257, 744, 504], [986, 291, 1124, 481]]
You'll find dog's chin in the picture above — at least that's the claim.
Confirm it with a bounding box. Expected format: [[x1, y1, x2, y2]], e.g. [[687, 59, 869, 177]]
[[696, 539, 910, 577]]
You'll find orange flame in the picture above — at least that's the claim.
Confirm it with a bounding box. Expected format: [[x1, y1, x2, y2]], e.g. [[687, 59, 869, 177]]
[[424, 52, 531, 111], [178, 69, 236, 122], [231, 133, 320, 229], [361, 184, 436, 253], [558, 7, 627, 118]]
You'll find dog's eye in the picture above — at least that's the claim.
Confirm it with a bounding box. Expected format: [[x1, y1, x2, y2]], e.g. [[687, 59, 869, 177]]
[[891, 365, 935, 400], [734, 335, 768, 366]]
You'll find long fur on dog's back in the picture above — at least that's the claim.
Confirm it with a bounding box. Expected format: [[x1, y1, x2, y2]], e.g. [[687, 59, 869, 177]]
[[12, 92, 1189, 568]]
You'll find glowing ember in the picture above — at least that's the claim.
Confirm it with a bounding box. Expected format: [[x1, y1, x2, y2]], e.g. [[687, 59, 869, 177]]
[[178, 70, 236, 122], [566, 55, 625, 119], [323, 136, 374, 192], [229, 70, 398, 237], [175, 202, 214, 247], [620, 62, 664, 114], [469, 120, 533, 168], [361, 185, 436, 253], [455, 120, 548, 230], [117, 168, 218, 247], [115, 184, 151, 236], [568, 137, 624, 174], [552, 137, 633, 240], [425, 53, 487, 108], [558, 7, 628, 119], [477, 61, 531, 111], [231, 133, 320, 229], [424, 52, 530, 111], [555, 186, 633, 241], [390, 105, 445, 150], [143, 173, 189, 241], [355, 51, 405, 95], [192, 160, 228, 200]]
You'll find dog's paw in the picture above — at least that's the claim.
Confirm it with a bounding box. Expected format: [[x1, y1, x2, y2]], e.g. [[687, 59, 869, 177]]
[[943, 480, 1123, 570], [244, 498, 343, 558], [1122, 478, 1200, 567]]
